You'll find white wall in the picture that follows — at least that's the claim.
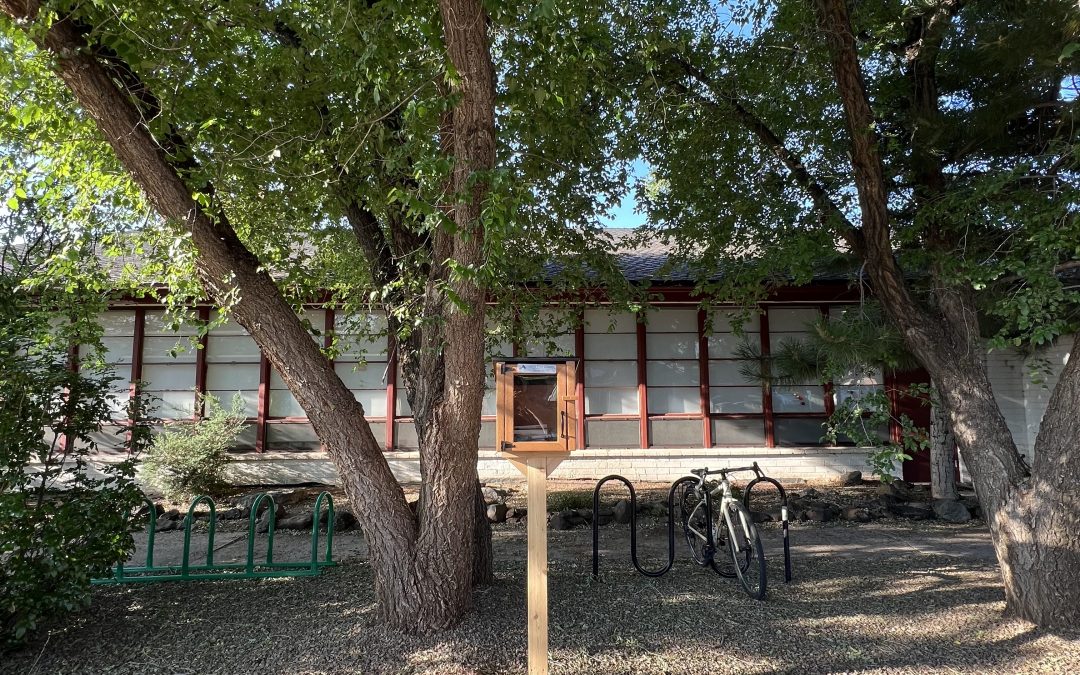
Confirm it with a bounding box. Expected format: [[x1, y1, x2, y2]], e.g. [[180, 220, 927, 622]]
[[984, 335, 1073, 458]]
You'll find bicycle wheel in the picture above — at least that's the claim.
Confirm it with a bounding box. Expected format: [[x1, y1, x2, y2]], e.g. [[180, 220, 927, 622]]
[[722, 501, 767, 600], [677, 482, 711, 566]]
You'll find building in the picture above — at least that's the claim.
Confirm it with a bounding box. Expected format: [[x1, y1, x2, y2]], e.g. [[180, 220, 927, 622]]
[[77, 231, 1072, 485]]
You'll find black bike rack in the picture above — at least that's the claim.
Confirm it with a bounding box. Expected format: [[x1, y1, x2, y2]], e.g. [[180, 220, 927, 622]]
[[743, 470, 793, 583], [592, 466, 793, 583], [590, 474, 698, 579]]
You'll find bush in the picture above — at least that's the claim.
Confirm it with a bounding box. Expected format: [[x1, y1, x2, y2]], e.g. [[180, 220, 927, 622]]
[[141, 393, 247, 501], [0, 277, 143, 650]]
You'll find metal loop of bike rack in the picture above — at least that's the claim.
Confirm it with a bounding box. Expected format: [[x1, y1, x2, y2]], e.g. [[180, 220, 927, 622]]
[[94, 491, 337, 584], [591, 474, 699, 579], [592, 467, 793, 584], [743, 470, 793, 583]]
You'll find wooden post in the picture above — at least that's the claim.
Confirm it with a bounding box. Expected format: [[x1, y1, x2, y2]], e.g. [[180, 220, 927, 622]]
[[504, 452, 566, 675], [526, 457, 549, 675]]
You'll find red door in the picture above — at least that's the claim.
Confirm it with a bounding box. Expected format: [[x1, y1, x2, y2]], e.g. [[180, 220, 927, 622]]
[[888, 368, 933, 483]]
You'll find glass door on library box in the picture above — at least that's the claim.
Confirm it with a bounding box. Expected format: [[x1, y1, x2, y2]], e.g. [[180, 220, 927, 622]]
[[495, 360, 577, 453]]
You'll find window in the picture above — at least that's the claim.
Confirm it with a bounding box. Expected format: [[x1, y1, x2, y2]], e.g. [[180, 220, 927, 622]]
[[583, 310, 638, 415], [645, 308, 698, 414], [768, 307, 827, 414], [85, 310, 136, 419], [205, 311, 260, 417], [708, 312, 763, 415], [268, 308, 328, 418], [332, 310, 388, 418], [141, 310, 197, 419]]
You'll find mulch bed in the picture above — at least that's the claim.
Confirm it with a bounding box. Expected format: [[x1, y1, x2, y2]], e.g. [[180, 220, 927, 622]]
[[7, 521, 1079, 675]]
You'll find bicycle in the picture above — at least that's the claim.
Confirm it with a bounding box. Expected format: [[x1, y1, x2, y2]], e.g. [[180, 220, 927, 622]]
[[676, 465, 767, 600]]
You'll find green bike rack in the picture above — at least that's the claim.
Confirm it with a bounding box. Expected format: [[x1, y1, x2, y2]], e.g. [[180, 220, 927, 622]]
[[94, 491, 337, 584]]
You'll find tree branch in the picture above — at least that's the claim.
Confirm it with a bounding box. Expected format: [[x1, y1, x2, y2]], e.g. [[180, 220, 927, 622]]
[[668, 55, 866, 256], [0, 0, 413, 527]]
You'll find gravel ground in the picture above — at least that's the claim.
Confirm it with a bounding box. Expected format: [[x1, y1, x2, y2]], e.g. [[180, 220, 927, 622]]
[[7, 521, 1080, 675]]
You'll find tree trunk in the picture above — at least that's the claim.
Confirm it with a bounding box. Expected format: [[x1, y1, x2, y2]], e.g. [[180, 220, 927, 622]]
[[812, 0, 1080, 628], [928, 384, 959, 501], [0, 0, 495, 633]]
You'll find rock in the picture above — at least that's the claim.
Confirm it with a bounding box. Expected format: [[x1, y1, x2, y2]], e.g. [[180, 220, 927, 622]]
[[575, 508, 594, 522], [256, 511, 273, 533], [932, 499, 971, 523], [549, 512, 576, 530], [841, 470, 863, 486], [160, 508, 181, 521], [333, 510, 357, 532], [841, 506, 871, 522], [612, 499, 632, 525], [154, 518, 177, 532], [277, 513, 314, 530], [594, 512, 613, 527], [559, 509, 587, 527], [486, 503, 508, 523], [217, 507, 244, 521], [235, 492, 289, 516], [876, 481, 913, 501], [803, 505, 835, 522], [766, 506, 787, 522], [889, 500, 934, 520], [749, 510, 772, 524], [800, 500, 841, 522], [960, 496, 982, 520], [481, 486, 504, 505]]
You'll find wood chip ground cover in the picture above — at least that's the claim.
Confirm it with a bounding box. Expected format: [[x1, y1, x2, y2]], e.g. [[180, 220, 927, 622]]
[[6, 520, 1079, 674]]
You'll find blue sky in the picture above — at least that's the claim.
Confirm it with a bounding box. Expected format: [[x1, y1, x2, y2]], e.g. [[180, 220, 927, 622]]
[[597, 160, 648, 230]]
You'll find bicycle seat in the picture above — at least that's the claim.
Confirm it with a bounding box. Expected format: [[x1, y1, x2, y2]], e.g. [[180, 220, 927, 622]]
[[691, 467, 708, 477]]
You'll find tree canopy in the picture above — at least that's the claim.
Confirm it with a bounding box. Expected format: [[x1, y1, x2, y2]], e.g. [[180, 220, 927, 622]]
[[614, 0, 1078, 344]]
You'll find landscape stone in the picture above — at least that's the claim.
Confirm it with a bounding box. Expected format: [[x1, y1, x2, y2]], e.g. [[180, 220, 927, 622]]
[[333, 510, 357, 532], [876, 481, 913, 501], [612, 499, 632, 525], [486, 503, 508, 523], [277, 513, 314, 530], [842, 506, 872, 522], [549, 512, 575, 530], [481, 486, 504, 505], [889, 501, 934, 520], [216, 507, 244, 521], [932, 499, 972, 523], [841, 470, 863, 486], [749, 510, 772, 524], [803, 505, 835, 522]]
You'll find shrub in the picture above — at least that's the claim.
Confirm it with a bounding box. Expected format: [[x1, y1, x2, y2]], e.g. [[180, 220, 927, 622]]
[[0, 274, 143, 650], [141, 393, 247, 501]]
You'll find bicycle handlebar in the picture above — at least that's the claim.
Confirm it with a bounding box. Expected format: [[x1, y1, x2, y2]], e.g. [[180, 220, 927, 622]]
[[691, 462, 762, 479]]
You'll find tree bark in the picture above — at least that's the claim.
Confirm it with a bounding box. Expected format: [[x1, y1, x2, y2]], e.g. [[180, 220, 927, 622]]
[[811, 0, 1080, 628], [929, 384, 959, 501], [371, 0, 497, 628], [0, 0, 494, 632]]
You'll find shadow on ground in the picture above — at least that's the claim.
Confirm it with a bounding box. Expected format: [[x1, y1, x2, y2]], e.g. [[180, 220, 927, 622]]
[[6, 523, 1079, 675]]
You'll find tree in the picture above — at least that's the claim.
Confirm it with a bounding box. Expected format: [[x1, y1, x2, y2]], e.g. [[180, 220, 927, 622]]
[[753, 302, 960, 498], [1, 200, 144, 649], [0, 0, 628, 632], [615, 0, 1079, 626]]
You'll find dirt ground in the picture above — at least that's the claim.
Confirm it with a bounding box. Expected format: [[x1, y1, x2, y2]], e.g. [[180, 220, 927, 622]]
[[8, 486, 1080, 675]]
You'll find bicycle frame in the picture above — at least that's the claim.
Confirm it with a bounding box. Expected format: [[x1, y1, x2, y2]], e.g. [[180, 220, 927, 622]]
[[685, 472, 747, 562]]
